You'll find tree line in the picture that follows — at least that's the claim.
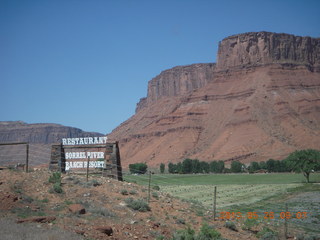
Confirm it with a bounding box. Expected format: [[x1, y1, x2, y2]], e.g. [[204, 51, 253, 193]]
[[167, 159, 225, 174], [128, 149, 320, 183]]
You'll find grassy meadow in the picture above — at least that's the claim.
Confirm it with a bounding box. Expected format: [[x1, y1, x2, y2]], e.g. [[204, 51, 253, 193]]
[[124, 172, 320, 186]]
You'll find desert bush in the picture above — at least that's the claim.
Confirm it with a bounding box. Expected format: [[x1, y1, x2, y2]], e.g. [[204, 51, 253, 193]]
[[172, 226, 195, 240], [242, 218, 258, 230], [175, 218, 185, 224], [64, 200, 73, 205], [52, 182, 63, 194], [152, 192, 159, 199], [11, 207, 46, 219], [257, 227, 276, 239], [89, 206, 116, 218], [21, 195, 34, 204], [152, 185, 160, 191], [259, 231, 278, 240], [171, 224, 222, 240], [224, 221, 237, 231], [120, 189, 129, 195], [40, 198, 49, 203], [197, 223, 221, 240], [125, 198, 150, 212], [48, 172, 61, 184], [89, 179, 101, 187], [129, 190, 137, 195]]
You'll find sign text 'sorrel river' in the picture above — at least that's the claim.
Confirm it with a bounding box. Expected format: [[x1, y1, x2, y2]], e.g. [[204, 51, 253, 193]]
[[65, 152, 104, 159]]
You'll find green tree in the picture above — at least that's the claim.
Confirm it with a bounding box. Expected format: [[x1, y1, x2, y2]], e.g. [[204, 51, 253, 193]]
[[209, 160, 225, 173], [200, 161, 210, 173], [217, 161, 225, 173], [259, 161, 267, 170], [231, 161, 243, 173], [209, 161, 218, 173], [160, 163, 165, 174], [182, 158, 193, 174], [129, 163, 148, 174], [168, 163, 175, 174], [177, 162, 182, 174], [266, 159, 276, 172], [286, 149, 320, 183], [249, 162, 260, 172], [191, 159, 201, 173]]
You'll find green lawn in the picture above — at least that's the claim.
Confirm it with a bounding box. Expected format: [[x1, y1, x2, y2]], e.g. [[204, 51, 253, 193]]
[[124, 172, 320, 186]]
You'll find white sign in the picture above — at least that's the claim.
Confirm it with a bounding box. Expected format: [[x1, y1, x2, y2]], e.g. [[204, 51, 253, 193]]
[[62, 136, 107, 171], [65, 152, 105, 159], [65, 161, 104, 171], [62, 137, 107, 145]]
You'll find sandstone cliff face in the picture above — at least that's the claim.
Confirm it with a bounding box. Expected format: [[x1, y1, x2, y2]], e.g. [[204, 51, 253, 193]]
[[0, 121, 103, 144], [216, 32, 320, 71], [136, 63, 215, 112], [109, 32, 320, 167]]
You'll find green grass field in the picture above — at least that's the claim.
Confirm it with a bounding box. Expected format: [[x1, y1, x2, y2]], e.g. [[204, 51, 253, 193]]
[[124, 172, 320, 186]]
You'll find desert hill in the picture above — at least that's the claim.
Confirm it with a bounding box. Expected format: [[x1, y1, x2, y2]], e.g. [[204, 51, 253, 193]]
[[0, 121, 104, 166], [0, 121, 103, 144], [108, 32, 320, 167]]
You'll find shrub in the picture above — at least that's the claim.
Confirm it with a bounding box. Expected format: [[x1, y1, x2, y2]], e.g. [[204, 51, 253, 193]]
[[53, 182, 63, 194], [197, 223, 221, 240], [224, 221, 237, 231], [48, 172, 61, 184], [64, 200, 73, 205], [172, 224, 222, 240], [89, 179, 101, 187], [21, 195, 34, 204], [129, 190, 137, 195], [89, 206, 116, 218], [175, 218, 185, 224], [259, 231, 278, 240], [125, 198, 150, 212], [152, 185, 160, 191], [257, 227, 275, 239], [242, 218, 258, 230], [172, 226, 195, 240], [121, 189, 129, 195], [152, 192, 159, 199]]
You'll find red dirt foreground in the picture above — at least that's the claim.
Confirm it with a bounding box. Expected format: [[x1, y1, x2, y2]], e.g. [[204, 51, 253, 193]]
[[0, 169, 261, 240]]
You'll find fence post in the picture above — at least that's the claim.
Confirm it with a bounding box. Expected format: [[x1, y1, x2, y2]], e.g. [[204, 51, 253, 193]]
[[25, 143, 29, 173], [148, 171, 152, 203], [213, 186, 217, 221], [86, 156, 90, 182], [284, 203, 288, 239]]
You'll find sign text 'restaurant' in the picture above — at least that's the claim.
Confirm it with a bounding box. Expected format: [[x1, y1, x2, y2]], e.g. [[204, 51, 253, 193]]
[[62, 137, 107, 145]]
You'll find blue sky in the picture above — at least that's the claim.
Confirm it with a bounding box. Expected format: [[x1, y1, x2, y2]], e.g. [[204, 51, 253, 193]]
[[1, 0, 319, 134]]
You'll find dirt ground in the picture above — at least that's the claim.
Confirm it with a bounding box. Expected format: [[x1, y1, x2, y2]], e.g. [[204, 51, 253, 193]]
[[0, 169, 261, 240]]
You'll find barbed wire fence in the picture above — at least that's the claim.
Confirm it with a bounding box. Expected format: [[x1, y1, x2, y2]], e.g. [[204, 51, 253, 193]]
[[0, 142, 51, 171]]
